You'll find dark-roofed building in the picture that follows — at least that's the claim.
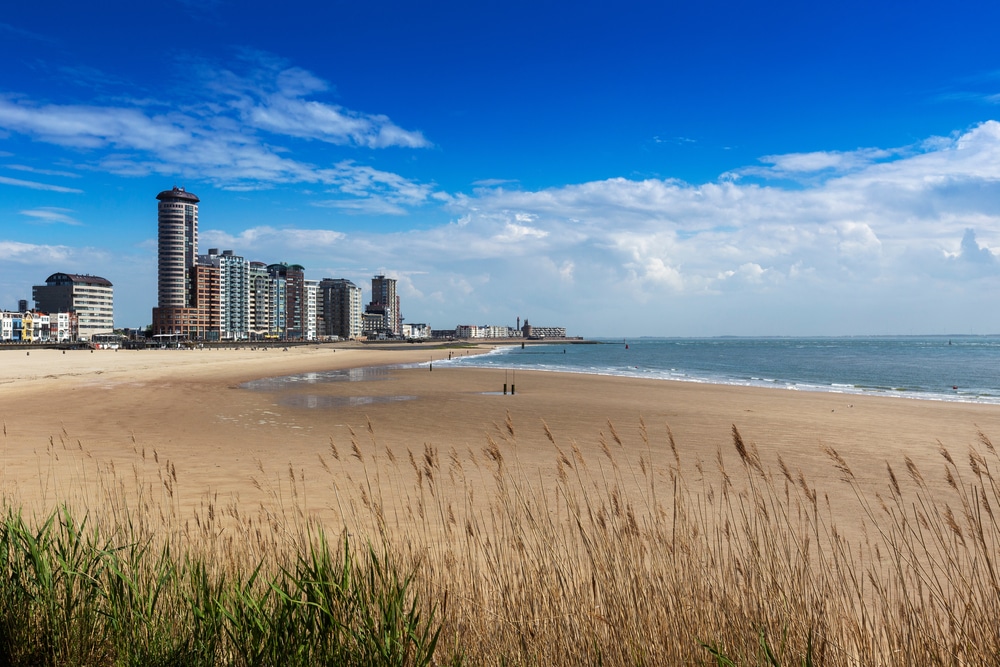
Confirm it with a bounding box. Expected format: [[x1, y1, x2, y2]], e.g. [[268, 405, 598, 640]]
[[156, 186, 200, 310], [33, 272, 114, 341], [268, 263, 306, 340], [152, 186, 202, 338], [368, 274, 401, 337], [318, 278, 362, 340]]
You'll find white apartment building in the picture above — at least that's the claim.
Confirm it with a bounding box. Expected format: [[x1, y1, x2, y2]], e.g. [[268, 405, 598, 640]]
[[32, 273, 114, 341], [455, 324, 513, 339], [402, 323, 432, 339], [455, 325, 482, 338], [481, 325, 513, 338], [49, 312, 75, 342], [0, 312, 13, 341], [305, 279, 319, 341]]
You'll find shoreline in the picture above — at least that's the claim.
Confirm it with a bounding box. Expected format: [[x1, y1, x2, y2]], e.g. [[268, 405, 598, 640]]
[[444, 338, 1000, 406], [442, 360, 1000, 405], [6, 334, 992, 406]]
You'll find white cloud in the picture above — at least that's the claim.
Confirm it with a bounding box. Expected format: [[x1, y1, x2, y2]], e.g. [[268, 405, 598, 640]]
[[199, 226, 347, 268], [0, 56, 432, 203], [494, 222, 548, 242], [0, 174, 83, 193], [0, 98, 190, 150], [473, 178, 519, 188], [20, 207, 82, 225], [313, 197, 408, 216], [834, 222, 882, 261], [201, 226, 346, 253], [5, 164, 81, 178], [962, 228, 995, 260], [752, 147, 896, 176], [558, 260, 574, 282], [0, 240, 74, 263], [202, 55, 430, 149]]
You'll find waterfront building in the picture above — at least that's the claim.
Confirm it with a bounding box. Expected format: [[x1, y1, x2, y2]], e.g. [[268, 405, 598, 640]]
[[0, 312, 16, 341], [49, 312, 76, 342], [402, 323, 432, 339], [454, 324, 514, 339], [318, 278, 363, 340], [455, 325, 481, 339], [200, 249, 250, 340], [521, 320, 567, 339], [267, 263, 306, 339], [0, 310, 74, 343], [191, 262, 221, 340], [29, 313, 46, 342], [248, 262, 270, 339], [285, 264, 306, 340], [20, 312, 34, 343], [152, 187, 200, 337], [481, 325, 513, 338], [269, 271, 286, 339], [368, 274, 401, 337], [362, 311, 386, 338], [32, 273, 114, 341], [304, 279, 318, 341], [155, 187, 199, 309]]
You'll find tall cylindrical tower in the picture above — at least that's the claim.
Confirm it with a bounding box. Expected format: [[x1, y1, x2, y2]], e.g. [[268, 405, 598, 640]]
[[156, 187, 200, 308]]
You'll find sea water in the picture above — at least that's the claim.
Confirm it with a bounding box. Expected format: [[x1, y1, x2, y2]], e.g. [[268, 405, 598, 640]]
[[441, 336, 1000, 404]]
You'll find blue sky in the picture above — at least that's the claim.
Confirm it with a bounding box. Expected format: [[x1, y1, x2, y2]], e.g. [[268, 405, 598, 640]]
[[3, 1, 1000, 336]]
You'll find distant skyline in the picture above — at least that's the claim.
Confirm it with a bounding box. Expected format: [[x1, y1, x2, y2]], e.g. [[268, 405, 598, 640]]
[[3, 1, 1000, 336]]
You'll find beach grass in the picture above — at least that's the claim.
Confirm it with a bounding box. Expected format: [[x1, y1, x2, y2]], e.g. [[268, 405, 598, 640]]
[[3, 415, 1000, 665]]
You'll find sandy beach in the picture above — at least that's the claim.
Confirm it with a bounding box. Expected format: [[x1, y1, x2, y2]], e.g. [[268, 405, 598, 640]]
[[7, 339, 1000, 666], [2, 343, 1000, 532]]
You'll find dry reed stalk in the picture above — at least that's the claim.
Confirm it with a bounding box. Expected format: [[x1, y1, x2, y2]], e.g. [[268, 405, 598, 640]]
[[5, 417, 1000, 664]]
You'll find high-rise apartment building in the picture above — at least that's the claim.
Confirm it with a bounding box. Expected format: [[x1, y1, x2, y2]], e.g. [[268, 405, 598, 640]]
[[267, 263, 305, 339], [200, 249, 249, 340], [265, 265, 286, 339], [33, 272, 114, 341], [190, 262, 221, 340], [318, 278, 362, 340], [156, 187, 199, 308], [304, 279, 318, 341], [152, 187, 201, 337], [368, 274, 401, 337], [248, 261, 270, 339]]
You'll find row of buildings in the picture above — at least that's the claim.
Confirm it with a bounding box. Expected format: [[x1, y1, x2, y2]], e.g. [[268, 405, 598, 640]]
[[0, 186, 568, 344], [151, 187, 403, 341], [151, 187, 570, 342], [449, 321, 567, 340], [0, 273, 115, 342]]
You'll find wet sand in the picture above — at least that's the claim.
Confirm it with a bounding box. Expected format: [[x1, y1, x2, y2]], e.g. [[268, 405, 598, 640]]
[[2, 343, 999, 533]]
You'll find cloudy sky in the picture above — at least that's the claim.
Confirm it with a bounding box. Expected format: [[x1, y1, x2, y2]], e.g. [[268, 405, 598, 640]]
[[3, 1, 1000, 336]]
